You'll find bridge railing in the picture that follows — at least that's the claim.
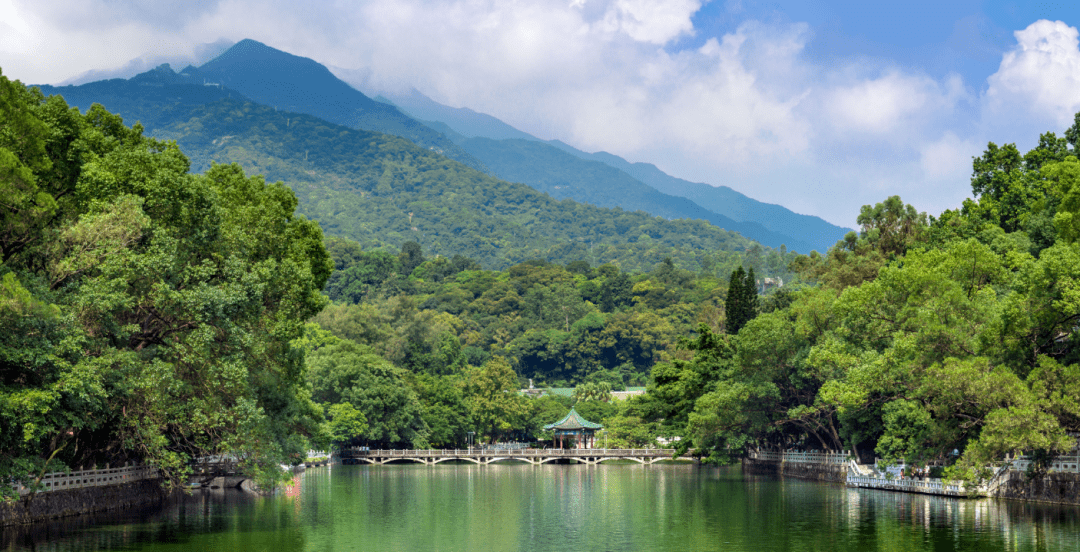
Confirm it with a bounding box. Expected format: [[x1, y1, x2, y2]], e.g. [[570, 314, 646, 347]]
[[747, 450, 851, 465], [341, 448, 675, 457], [10, 465, 159, 496]]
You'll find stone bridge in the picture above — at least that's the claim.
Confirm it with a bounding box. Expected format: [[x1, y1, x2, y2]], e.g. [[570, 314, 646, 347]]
[[339, 448, 687, 466]]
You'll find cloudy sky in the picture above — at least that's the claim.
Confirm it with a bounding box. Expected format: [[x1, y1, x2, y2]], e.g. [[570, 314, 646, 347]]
[[3, 0, 1080, 227]]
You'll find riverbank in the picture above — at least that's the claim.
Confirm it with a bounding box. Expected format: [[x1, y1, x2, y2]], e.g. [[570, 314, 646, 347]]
[[0, 478, 166, 527], [742, 455, 846, 483], [744, 454, 1080, 505]]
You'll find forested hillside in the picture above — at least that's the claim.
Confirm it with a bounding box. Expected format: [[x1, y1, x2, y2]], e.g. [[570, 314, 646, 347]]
[[378, 86, 852, 253], [455, 136, 816, 253], [36, 68, 782, 273], [301, 232, 802, 449]]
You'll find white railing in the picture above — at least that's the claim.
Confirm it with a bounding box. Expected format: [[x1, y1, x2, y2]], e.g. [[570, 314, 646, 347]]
[[848, 459, 873, 476], [847, 475, 972, 494], [10, 465, 158, 496], [747, 449, 850, 465], [342, 448, 674, 457], [1006, 453, 1080, 473]]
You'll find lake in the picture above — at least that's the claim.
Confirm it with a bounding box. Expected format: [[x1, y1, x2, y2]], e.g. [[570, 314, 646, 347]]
[[4, 463, 1080, 551]]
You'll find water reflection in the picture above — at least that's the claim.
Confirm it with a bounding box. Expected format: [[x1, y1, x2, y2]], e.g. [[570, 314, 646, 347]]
[[3, 464, 1080, 551]]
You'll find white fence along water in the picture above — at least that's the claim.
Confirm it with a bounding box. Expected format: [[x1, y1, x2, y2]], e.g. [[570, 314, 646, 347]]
[[747, 449, 851, 465], [10, 465, 158, 496], [1006, 452, 1080, 474]]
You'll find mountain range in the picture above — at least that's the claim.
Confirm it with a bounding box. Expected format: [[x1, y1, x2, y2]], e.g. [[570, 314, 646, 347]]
[[373, 85, 853, 253], [34, 62, 760, 273], [37, 38, 850, 258]]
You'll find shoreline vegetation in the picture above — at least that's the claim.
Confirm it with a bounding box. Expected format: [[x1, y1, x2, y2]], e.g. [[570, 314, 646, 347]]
[[6, 61, 1080, 511]]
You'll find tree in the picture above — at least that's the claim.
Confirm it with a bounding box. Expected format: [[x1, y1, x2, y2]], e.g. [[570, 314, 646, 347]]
[[725, 267, 758, 334], [307, 338, 429, 448], [326, 402, 368, 448], [599, 270, 633, 312], [399, 240, 425, 275], [855, 195, 928, 258], [0, 76, 332, 490], [463, 357, 527, 443]]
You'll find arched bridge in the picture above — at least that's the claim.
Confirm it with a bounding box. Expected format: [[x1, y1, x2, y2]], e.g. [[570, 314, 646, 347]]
[[339, 448, 689, 466]]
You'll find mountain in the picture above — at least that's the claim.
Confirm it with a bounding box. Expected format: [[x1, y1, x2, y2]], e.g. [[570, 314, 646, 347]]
[[372, 87, 852, 253], [36, 63, 247, 120], [189, 39, 489, 174], [386, 87, 539, 141], [34, 70, 764, 272], [549, 145, 852, 253], [455, 136, 817, 253]]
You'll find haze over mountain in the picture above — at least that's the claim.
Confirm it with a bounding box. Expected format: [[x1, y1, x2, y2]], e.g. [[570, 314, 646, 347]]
[[188, 39, 489, 174], [374, 86, 852, 253], [33, 65, 763, 273], [58, 39, 236, 86], [39, 38, 848, 254]]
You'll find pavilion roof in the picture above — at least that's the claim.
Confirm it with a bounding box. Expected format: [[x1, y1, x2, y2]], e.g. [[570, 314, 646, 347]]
[[544, 408, 602, 431]]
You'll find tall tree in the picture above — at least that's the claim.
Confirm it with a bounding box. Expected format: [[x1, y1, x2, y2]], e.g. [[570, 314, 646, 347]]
[[725, 267, 757, 334]]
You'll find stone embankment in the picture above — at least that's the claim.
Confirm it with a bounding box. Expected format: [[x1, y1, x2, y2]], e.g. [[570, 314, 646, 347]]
[[743, 450, 848, 483], [1, 466, 165, 527], [744, 449, 1080, 505]]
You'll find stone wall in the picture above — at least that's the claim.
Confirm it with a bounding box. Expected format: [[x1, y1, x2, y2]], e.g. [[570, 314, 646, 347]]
[[743, 457, 847, 483], [993, 471, 1080, 505], [0, 478, 165, 527]]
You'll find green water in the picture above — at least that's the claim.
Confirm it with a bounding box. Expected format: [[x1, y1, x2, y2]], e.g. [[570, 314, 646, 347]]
[[5, 464, 1080, 551]]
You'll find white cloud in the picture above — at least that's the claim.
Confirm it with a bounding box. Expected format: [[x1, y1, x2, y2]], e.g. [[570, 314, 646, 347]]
[[3, 0, 1058, 227], [597, 0, 701, 45], [985, 19, 1080, 128], [919, 132, 976, 182], [823, 72, 963, 136]]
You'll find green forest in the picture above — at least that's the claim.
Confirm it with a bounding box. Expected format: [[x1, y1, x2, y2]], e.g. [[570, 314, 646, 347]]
[[0, 70, 331, 492]]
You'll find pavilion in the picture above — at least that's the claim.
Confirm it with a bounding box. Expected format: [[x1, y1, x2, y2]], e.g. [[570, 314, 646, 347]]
[[544, 408, 603, 449]]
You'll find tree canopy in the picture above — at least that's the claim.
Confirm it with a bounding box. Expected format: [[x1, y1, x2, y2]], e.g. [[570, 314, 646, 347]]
[[1, 69, 331, 492]]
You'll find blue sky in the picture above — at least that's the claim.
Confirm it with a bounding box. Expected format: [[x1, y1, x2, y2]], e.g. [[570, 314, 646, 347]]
[[687, 1, 1071, 80], [2, 0, 1080, 226]]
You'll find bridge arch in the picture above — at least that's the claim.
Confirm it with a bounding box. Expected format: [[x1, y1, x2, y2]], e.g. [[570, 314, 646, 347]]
[[383, 458, 427, 465], [431, 457, 482, 465], [595, 456, 646, 464], [484, 457, 537, 465]]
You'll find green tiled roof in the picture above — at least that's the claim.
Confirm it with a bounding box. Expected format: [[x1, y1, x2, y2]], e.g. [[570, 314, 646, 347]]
[[544, 408, 603, 431], [546, 388, 575, 397]]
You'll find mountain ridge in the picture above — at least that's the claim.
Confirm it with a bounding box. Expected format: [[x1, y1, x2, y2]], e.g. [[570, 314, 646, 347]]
[[374, 86, 852, 252], [188, 39, 490, 174], [33, 68, 772, 273]]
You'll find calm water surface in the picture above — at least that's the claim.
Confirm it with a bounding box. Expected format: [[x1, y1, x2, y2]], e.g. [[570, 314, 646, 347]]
[[4, 464, 1080, 551]]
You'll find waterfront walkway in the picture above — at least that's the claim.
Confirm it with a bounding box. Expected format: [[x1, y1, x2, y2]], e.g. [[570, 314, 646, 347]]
[[339, 448, 682, 465], [746, 450, 1011, 498]]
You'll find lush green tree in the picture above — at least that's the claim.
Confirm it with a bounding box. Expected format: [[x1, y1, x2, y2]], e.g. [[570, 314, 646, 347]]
[[410, 373, 471, 448], [307, 338, 428, 448], [463, 357, 527, 443], [325, 402, 368, 448], [0, 72, 332, 490], [399, 240, 425, 275], [725, 267, 758, 334]]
